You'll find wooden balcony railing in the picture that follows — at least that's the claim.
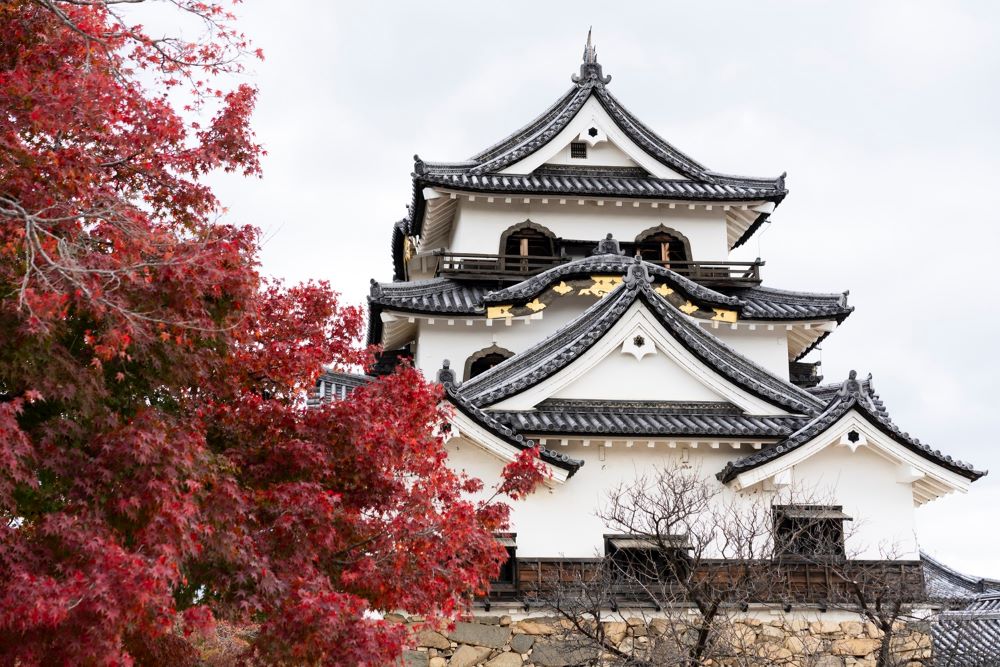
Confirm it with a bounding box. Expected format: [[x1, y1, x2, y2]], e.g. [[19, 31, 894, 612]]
[[435, 252, 569, 281], [485, 558, 925, 607], [434, 252, 762, 286], [650, 260, 762, 286]]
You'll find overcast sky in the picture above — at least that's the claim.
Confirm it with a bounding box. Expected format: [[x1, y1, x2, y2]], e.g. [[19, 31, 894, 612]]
[[206, 0, 1000, 575]]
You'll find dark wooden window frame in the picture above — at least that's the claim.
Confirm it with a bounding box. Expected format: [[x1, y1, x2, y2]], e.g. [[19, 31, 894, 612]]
[[634, 224, 693, 265], [603, 533, 691, 583], [773, 505, 851, 562], [464, 344, 515, 381]]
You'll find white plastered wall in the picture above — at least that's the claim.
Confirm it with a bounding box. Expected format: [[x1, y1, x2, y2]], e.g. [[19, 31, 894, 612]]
[[447, 437, 921, 560], [447, 198, 730, 261], [411, 303, 793, 391], [713, 327, 791, 379]]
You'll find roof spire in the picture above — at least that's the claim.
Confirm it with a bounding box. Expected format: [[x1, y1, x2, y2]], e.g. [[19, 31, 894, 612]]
[[572, 28, 611, 86], [583, 26, 597, 64]]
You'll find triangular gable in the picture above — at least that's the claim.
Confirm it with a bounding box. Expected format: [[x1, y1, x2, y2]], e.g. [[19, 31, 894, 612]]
[[720, 379, 985, 504], [499, 96, 686, 179], [459, 267, 823, 417], [487, 300, 789, 415]]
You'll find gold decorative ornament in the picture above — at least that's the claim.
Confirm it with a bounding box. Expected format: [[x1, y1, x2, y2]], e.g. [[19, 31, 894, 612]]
[[679, 301, 699, 315], [525, 299, 546, 312], [553, 281, 574, 295], [487, 305, 513, 319], [654, 284, 675, 297], [711, 308, 738, 323], [579, 275, 623, 297]]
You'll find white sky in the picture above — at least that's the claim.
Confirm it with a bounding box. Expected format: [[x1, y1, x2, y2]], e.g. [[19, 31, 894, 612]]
[[206, 0, 1000, 576]]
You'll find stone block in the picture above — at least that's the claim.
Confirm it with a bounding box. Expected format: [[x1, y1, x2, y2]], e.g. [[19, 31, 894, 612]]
[[601, 621, 627, 645], [403, 649, 429, 667], [831, 637, 879, 656], [840, 621, 864, 636], [448, 622, 512, 649], [811, 621, 843, 634], [813, 657, 845, 667], [484, 653, 522, 667], [513, 619, 555, 636], [448, 644, 491, 667], [529, 640, 598, 667], [418, 630, 452, 650], [510, 634, 535, 654], [429, 658, 447, 667]]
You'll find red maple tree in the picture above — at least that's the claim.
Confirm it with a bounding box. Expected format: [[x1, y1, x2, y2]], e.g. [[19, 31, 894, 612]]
[[0, 2, 544, 664]]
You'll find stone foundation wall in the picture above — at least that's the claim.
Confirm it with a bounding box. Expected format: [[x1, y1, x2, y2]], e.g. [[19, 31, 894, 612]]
[[397, 614, 932, 667]]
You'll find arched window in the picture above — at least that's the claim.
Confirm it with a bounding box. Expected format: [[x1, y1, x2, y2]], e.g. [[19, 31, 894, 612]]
[[500, 221, 557, 258], [464, 345, 515, 381], [634, 226, 691, 267]]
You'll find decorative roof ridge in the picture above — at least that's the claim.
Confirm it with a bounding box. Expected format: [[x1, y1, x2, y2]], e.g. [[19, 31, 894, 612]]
[[459, 275, 822, 415], [726, 284, 851, 307], [532, 398, 745, 415], [532, 164, 651, 177], [635, 282, 824, 414], [922, 552, 1000, 597], [718, 371, 986, 483], [435, 360, 584, 475], [706, 170, 787, 190], [483, 248, 741, 309], [571, 28, 612, 86]]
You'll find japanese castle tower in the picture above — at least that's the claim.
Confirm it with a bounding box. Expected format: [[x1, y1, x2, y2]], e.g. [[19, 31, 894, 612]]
[[325, 36, 986, 613]]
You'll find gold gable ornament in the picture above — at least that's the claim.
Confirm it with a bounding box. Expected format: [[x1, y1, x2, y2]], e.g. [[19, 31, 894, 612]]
[[487, 305, 513, 319], [578, 275, 623, 297], [525, 299, 546, 312], [711, 308, 738, 323]]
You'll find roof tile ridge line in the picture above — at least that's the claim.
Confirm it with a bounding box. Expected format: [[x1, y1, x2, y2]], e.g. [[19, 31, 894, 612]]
[[470, 85, 593, 174], [440, 379, 584, 472], [716, 396, 852, 482], [469, 85, 585, 164], [483, 254, 742, 309], [636, 282, 824, 413], [922, 552, 1000, 592], [593, 86, 708, 181], [738, 284, 852, 303], [457, 281, 639, 403], [705, 170, 787, 188]]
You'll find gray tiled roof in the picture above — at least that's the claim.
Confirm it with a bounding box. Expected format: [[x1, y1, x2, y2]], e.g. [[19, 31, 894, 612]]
[[923, 554, 1000, 665], [924, 553, 1000, 601], [933, 593, 1000, 665], [721, 285, 852, 321], [491, 399, 803, 438], [367, 257, 852, 350], [370, 278, 488, 314], [416, 169, 784, 202], [409, 53, 785, 250], [483, 253, 741, 309], [718, 373, 985, 483], [441, 378, 584, 475], [456, 262, 824, 416]]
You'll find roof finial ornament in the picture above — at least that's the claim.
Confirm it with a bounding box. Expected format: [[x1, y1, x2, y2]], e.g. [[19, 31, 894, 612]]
[[413, 154, 426, 176], [624, 253, 652, 287], [838, 370, 863, 398], [593, 232, 622, 256], [572, 27, 612, 86], [437, 359, 457, 386]]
